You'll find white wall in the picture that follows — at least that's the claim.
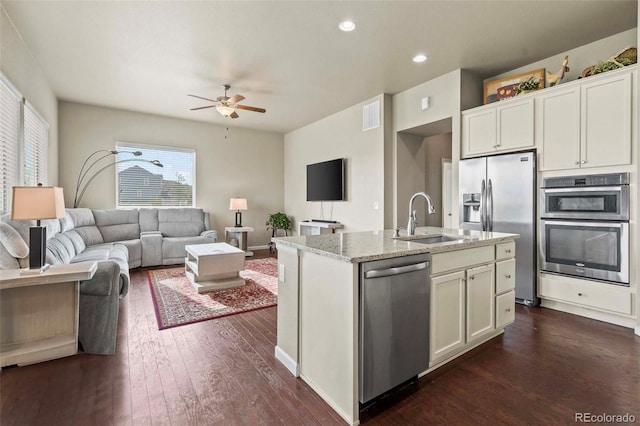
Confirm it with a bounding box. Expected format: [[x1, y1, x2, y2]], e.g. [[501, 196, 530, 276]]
[[423, 133, 452, 227], [1, 7, 58, 185], [58, 101, 284, 246], [284, 94, 387, 233], [393, 70, 463, 228]]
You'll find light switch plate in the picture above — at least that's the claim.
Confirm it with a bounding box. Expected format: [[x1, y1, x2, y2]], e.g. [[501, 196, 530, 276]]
[[421, 96, 430, 110], [278, 264, 286, 282]]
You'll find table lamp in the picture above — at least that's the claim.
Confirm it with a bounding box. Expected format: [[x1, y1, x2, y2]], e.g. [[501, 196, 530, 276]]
[[229, 198, 247, 227], [11, 185, 66, 273]]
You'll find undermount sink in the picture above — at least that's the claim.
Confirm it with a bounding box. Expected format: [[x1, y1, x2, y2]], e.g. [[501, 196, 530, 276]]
[[397, 235, 466, 244]]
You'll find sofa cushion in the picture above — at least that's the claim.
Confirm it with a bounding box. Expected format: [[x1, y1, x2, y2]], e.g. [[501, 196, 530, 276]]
[[59, 213, 75, 232], [117, 239, 141, 265], [94, 209, 140, 242], [0, 222, 29, 259], [68, 208, 104, 246], [139, 208, 159, 232], [65, 229, 87, 254], [47, 236, 73, 264], [162, 236, 213, 260], [158, 208, 205, 237]]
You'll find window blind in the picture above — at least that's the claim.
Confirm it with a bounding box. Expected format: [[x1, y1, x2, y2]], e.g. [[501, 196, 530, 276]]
[[116, 142, 195, 207], [23, 101, 49, 186], [0, 75, 21, 215]]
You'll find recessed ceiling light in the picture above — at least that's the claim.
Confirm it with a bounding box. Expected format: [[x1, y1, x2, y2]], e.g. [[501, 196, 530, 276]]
[[413, 54, 428, 63], [339, 20, 356, 32]]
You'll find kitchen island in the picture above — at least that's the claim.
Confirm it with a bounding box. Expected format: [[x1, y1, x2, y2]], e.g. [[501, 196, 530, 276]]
[[272, 227, 519, 425]]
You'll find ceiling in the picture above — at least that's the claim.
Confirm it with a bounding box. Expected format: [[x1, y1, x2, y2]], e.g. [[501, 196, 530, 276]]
[[2, 1, 637, 134]]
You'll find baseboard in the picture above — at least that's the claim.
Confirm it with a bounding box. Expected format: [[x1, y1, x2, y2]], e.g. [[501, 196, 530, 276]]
[[635, 324, 640, 336], [540, 299, 636, 329], [249, 244, 269, 251], [274, 345, 298, 376], [300, 372, 359, 425]]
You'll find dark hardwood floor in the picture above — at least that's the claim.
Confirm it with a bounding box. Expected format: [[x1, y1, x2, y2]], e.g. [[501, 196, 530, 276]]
[[2, 249, 639, 425]]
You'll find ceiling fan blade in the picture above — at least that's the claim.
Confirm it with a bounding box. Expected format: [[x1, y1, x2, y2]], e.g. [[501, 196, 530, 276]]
[[190, 105, 215, 111], [187, 94, 218, 103], [228, 94, 245, 104], [236, 104, 266, 113], [230, 111, 239, 119]]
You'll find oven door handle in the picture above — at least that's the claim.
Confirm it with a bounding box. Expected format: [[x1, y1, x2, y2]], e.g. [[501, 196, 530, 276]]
[[542, 186, 624, 193], [541, 219, 626, 228], [480, 179, 486, 231]]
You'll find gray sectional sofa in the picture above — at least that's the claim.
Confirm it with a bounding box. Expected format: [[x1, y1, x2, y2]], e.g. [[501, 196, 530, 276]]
[[0, 207, 218, 355]]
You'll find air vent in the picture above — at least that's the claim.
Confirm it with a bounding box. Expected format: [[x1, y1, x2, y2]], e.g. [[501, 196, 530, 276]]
[[362, 101, 380, 131]]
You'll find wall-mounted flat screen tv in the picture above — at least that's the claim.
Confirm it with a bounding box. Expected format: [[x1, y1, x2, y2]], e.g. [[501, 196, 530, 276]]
[[306, 158, 345, 201]]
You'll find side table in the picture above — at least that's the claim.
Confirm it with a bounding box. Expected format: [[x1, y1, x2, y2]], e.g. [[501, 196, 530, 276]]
[[225, 226, 254, 257], [0, 261, 97, 367]]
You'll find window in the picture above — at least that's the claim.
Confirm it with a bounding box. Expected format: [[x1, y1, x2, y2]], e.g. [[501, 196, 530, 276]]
[[23, 102, 49, 186], [116, 142, 195, 207], [0, 75, 22, 215]]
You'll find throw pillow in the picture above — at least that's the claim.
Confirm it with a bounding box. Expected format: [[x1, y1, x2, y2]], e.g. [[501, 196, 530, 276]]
[[0, 223, 29, 259]]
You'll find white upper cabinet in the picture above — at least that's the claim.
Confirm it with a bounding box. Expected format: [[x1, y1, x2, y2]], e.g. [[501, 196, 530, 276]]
[[462, 108, 496, 156], [536, 86, 581, 171], [464, 65, 636, 169], [580, 71, 632, 169], [462, 98, 534, 157]]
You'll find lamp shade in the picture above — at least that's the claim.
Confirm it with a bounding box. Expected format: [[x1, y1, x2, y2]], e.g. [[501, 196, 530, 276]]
[[11, 186, 66, 220], [229, 198, 247, 211]]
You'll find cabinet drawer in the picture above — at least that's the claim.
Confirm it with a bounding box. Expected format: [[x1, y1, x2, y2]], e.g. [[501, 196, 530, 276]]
[[431, 245, 494, 275], [539, 273, 632, 315], [496, 291, 515, 328], [496, 259, 516, 294], [496, 241, 515, 260]]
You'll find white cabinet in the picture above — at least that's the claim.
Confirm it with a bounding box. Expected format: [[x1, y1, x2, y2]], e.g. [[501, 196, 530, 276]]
[[462, 98, 534, 157], [536, 86, 581, 171], [537, 69, 632, 171], [580, 72, 632, 169], [430, 271, 465, 362], [466, 264, 495, 342], [539, 272, 632, 316], [496, 292, 516, 328]]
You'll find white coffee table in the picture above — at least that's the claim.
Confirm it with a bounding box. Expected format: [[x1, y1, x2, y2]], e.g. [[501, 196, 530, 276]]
[[184, 243, 245, 293]]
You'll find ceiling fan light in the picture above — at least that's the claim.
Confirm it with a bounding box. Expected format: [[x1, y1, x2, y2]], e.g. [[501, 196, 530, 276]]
[[216, 105, 235, 117]]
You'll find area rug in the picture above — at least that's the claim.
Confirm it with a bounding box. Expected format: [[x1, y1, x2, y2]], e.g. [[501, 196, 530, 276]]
[[148, 257, 278, 330]]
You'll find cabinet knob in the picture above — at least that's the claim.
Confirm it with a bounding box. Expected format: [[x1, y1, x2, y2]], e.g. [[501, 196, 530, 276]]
[[581, 160, 587, 164], [506, 308, 511, 312], [505, 249, 511, 253], [506, 274, 512, 279], [578, 292, 583, 296], [575, 161, 580, 165], [469, 275, 475, 280]]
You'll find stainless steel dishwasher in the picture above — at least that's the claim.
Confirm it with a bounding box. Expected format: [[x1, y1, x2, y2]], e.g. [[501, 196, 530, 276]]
[[359, 253, 430, 404]]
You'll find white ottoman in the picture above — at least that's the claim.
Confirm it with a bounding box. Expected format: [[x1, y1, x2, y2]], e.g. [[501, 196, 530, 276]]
[[184, 243, 245, 293]]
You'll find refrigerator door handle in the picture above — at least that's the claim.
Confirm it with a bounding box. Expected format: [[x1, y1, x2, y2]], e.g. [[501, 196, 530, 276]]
[[480, 179, 486, 231], [489, 179, 495, 231]]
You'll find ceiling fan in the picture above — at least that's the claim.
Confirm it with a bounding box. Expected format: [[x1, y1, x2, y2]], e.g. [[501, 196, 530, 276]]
[[188, 84, 266, 119]]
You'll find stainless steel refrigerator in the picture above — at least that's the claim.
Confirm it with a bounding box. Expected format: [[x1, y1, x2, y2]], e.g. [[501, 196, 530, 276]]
[[459, 151, 538, 306]]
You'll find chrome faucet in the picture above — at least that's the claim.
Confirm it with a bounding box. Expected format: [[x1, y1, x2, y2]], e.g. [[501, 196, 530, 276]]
[[407, 192, 436, 236]]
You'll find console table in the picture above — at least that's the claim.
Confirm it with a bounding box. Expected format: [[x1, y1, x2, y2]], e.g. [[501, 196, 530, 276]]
[[0, 261, 97, 367], [298, 221, 343, 236], [225, 226, 254, 257]]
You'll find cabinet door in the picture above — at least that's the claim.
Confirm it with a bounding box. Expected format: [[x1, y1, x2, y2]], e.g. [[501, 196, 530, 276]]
[[430, 270, 465, 363], [466, 264, 495, 343], [536, 86, 581, 171], [497, 98, 534, 151], [580, 72, 632, 169], [462, 108, 497, 157]]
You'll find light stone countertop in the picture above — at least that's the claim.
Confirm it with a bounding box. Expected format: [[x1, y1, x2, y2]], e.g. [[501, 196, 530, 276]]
[[272, 226, 519, 263]]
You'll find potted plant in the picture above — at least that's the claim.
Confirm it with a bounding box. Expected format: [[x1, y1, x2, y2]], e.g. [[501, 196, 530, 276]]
[[266, 212, 292, 235], [515, 76, 541, 95]]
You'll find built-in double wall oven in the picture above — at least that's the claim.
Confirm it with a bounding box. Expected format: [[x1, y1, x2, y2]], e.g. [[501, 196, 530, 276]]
[[540, 173, 629, 286]]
